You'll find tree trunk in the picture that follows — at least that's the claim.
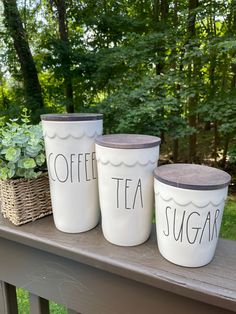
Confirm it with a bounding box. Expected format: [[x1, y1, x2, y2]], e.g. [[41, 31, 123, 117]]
[[153, 0, 160, 24], [54, 0, 74, 113], [160, 0, 169, 20], [219, 0, 236, 167], [221, 0, 236, 167], [231, 0, 236, 89], [188, 95, 197, 162], [171, 0, 180, 163], [213, 120, 219, 165], [222, 134, 230, 168], [187, 0, 198, 163], [2, 0, 43, 122], [173, 138, 179, 163], [152, 0, 169, 144], [153, 0, 169, 75], [209, 39, 218, 163]]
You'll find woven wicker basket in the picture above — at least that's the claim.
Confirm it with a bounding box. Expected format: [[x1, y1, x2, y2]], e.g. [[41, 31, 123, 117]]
[[0, 172, 52, 226]]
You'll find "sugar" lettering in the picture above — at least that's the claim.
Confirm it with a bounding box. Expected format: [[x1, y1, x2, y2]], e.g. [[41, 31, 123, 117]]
[[163, 205, 221, 244]]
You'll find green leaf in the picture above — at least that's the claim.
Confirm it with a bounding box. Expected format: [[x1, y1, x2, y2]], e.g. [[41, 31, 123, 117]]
[[13, 135, 29, 146], [0, 167, 9, 180], [0, 159, 5, 167], [16, 168, 27, 177], [21, 108, 30, 124], [18, 158, 36, 169], [25, 145, 42, 157], [8, 168, 15, 178], [7, 162, 15, 169], [23, 158, 36, 169], [5, 147, 21, 162], [24, 169, 39, 179], [35, 153, 45, 166]]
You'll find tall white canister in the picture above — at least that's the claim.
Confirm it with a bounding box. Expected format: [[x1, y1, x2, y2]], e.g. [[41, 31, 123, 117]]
[[154, 164, 231, 267], [96, 134, 161, 246], [41, 113, 103, 233]]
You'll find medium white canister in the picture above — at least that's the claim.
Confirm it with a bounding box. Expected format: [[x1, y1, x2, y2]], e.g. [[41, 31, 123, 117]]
[[154, 164, 231, 267], [41, 113, 103, 233], [96, 134, 161, 246]]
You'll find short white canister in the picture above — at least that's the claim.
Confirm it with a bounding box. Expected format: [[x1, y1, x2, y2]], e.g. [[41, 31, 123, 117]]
[[41, 113, 103, 233], [95, 134, 161, 246], [154, 164, 231, 267]]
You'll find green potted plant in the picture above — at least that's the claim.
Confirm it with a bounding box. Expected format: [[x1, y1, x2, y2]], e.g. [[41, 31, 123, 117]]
[[0, 110, 52, 225]]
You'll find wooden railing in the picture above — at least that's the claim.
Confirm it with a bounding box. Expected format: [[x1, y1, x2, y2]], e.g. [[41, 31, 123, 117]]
[[0, 213, 235, 314]]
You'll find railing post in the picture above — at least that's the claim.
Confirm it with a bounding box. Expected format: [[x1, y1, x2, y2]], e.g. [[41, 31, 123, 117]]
[[0, 281, 18, 314], [29, 293, 49, 314]]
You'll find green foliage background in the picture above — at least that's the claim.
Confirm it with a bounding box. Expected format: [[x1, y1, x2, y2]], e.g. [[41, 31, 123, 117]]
[[0, 0, 236, 166]]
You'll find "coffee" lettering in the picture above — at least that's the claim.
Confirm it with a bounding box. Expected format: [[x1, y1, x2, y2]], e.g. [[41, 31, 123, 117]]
[[47, 152, 97, 183]]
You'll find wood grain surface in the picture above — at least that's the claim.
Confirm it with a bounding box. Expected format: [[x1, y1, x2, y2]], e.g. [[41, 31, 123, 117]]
[[95, 134, 161, 149], [0, 214, 235, 312], [154, 163, 231, 190], [40, 113, 103, 121]]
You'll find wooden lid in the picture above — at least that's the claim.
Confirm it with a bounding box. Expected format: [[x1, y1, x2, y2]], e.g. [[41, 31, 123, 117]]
[[154, 163, 231, 190], [95, 134, 161, 149], [41, 113, 103, 121]]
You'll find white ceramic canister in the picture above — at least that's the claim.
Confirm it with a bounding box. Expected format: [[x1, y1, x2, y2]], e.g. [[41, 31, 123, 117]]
[[41, 113, 103, 233], [95, 134, 161, 246], [154, 164, 231, 267]]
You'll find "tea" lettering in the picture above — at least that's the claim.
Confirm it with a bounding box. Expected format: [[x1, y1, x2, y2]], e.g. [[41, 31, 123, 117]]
[[112, 177, 143, 210]]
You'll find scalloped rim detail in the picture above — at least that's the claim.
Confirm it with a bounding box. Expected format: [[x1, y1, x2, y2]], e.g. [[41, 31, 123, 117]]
[[155, 192, 226, 208], [97, 158, 157, 167], [43, 131, 102, 139]]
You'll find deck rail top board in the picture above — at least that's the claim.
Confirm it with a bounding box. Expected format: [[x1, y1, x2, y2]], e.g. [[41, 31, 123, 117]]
[[0, 214, 235, 312]]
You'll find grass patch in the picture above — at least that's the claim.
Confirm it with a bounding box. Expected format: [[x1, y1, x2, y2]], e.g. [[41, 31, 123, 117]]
[[17, 288, 66, 314], [220, 194, 236, 240], [17, 288, 29, 314]]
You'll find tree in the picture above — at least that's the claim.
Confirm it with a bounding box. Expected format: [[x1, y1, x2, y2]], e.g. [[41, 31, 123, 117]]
[[187, 0, 199, 162], [221, 0, 236, 166], [2, 0, 44, 122], [50, 0, 74, 113]]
